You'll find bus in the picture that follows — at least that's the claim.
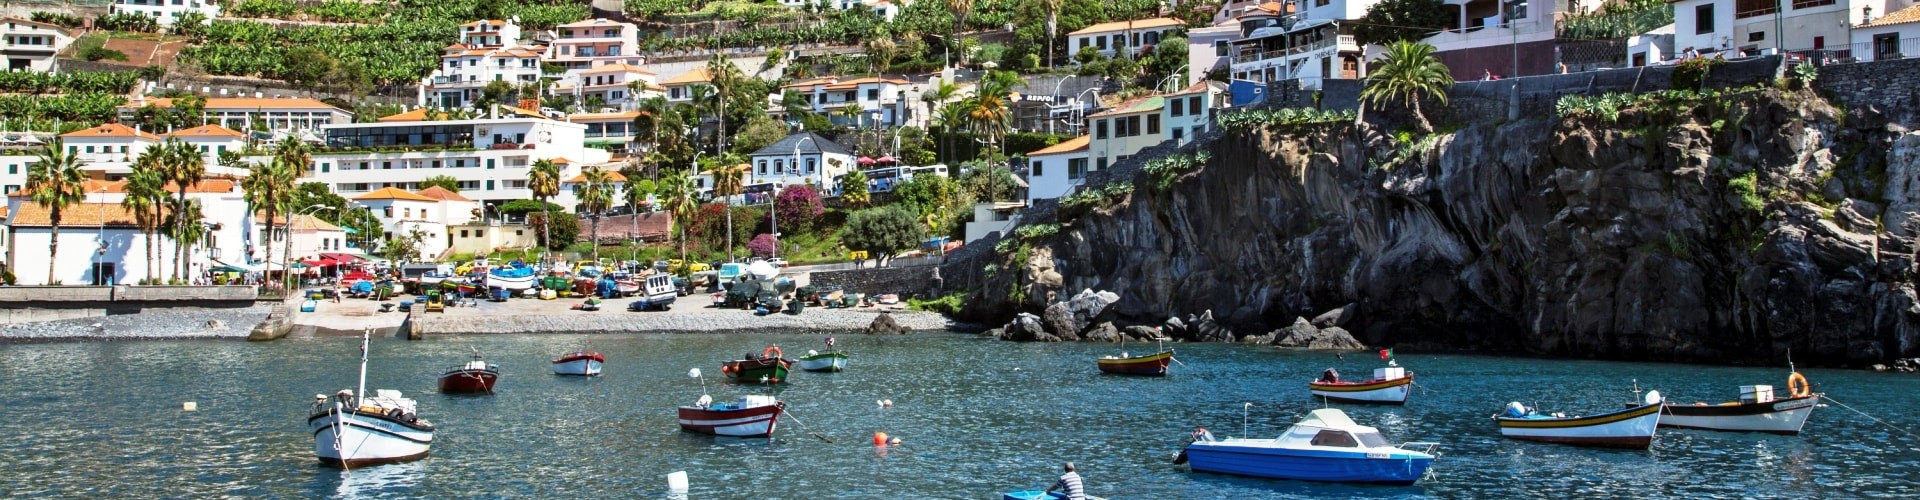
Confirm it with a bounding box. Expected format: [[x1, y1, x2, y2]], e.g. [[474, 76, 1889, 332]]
[[837, 165, 948, 194]]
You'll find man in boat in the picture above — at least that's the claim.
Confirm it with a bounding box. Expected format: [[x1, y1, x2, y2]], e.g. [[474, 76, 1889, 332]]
[[1319, 368, 1340, 383], [1044, 462, 1084, 500], [1189, 427, 1215, 442]]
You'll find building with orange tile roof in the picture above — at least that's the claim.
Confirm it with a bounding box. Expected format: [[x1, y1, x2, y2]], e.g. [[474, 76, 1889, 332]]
[[661, 68, 713, 103], [5, 173, 255, 285], [781, 76, 915, 127], [1068, 17, 1185, 59], [118, 96, 354, 131], [426, 18, 546, 109], [1023, 135, 1091, 202], [547, 18, 645, 74], [1852, 4, 1920, 62], [564, 63, 663, 110]]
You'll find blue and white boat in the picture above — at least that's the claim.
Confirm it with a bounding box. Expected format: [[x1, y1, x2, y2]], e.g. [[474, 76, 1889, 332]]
[[1180, 408, 1438, 485]]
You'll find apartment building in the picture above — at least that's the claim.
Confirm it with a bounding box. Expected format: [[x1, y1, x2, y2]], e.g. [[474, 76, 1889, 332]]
[[747, 132, 855, 191], [5, 178, 250, 285], [57, 123, 250, 180], [1423, 0, 1607, 79], [118, 97, 354, 133], [425, 19, 547, 109], [661, 68, 711, 104], [1163, 82, 1225, 146], [1069, 17, 1186, 60], [2, 17, 73, 72], [565, 110, 641, 155], [782, 76, 913, 127], [1225, 2, 1370, 89], [300, 114, 609, 218], [1671, 0, 1898, 59], [556, 64, 662, 111], [545, 18, 644, 73], [108, 0, 220, 26], [1086, 97, 1167, 173]]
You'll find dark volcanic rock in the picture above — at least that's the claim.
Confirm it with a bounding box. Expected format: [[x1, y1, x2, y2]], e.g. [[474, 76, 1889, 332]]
[[955, 88, 1920, 367], [865, 312, 911, 335], [998, 313, 1055, 342], [1272, 317, 1367, 349], [1084, 322, 1122, 342], [1041, 289, 1120, 341]]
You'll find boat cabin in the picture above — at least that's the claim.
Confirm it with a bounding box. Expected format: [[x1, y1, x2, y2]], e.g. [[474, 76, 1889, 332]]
[[1278, 409, 1394, 450]]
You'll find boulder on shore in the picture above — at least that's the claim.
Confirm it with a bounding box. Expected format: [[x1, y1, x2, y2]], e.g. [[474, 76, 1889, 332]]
[[1042, 289, 1120, 341], [1311, 304, 1356, 328], [998, 313, 1056, 342], [1083, 322, 1122, 342], [865, 312, 912, 335], [1272, 317, 1367, 350]]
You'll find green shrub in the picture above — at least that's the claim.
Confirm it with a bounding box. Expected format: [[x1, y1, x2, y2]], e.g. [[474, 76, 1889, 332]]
[[1217, 107, 1357, 131], [1014, 223, 1060, 240], [1673, 57, 1723, 91], [907, 291, 967, 315], [81, 46, 129, 62], [1143, 151, 1212, 192]]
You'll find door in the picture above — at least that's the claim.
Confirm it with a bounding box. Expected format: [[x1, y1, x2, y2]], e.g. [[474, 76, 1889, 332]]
[[1876, 34, 1902, 61]]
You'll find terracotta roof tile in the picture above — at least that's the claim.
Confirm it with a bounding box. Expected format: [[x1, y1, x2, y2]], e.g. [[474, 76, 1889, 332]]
[[1027, 135, 1090, 156], [416, 186, 473, 202], [582, 63, 656, 75], [353, 187, 437, 202], [166, 124, 246, 138], [1068, 17, 1184, 36], [1862, 5, 1920, 28], [8, 202, 153, 227], [661, 68, 713, 85], [564, 170, 628, 183], [125, 97, 346, 112], [60, 123, 160, 140]]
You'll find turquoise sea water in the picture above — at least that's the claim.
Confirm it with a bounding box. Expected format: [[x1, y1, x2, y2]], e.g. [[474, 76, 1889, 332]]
[[2, 332, 1917, 498]]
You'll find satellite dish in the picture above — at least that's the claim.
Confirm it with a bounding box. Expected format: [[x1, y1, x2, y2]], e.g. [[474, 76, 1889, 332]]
[[687, 368, 701, 378]]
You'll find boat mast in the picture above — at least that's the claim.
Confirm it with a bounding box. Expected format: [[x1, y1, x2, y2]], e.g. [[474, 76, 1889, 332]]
[[356, 329, 371, 406]]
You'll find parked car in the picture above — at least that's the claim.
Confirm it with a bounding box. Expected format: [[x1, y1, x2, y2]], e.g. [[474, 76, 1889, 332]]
[[768, 258, 789, 268], [653, 260, 671, 272]]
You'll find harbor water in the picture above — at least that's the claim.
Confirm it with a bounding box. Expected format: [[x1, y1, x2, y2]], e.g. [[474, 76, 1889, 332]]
[[3, 332, 1918, 498]]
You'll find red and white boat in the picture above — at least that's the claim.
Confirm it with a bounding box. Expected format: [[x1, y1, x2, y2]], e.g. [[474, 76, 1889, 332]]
[[438, 350, 498, 394], [1309, 365, 1414, 404], [1661, 373, 1820, 434], [552, 348, 604, 376], [677, 394, 785, 437]]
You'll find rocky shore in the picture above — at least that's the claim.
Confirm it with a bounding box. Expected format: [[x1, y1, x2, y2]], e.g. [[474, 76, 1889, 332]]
[[277, 292, 959, 338], [0, 305, 272, 341]]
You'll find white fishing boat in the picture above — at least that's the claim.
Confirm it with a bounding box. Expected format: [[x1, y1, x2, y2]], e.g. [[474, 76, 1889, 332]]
[[1494, 393, 1663, 448], [1661, 373, 1820, 434], [487, 263, 538, 291], [678, 394, 785, 437], [308, 332, 435, 467], [552, 347, 605, 376], [1309, 364, 1414, 404], [1178, 408, 1439, 484]]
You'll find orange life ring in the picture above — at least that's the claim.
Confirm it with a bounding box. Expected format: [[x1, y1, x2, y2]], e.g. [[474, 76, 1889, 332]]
[[763, 346, 783, 360], [1787, 372, 1811, 398]]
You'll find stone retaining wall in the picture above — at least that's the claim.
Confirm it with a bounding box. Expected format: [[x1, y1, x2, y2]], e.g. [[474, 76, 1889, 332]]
[[1818, 57, 1920, 125], [807, 266, 939, 298]]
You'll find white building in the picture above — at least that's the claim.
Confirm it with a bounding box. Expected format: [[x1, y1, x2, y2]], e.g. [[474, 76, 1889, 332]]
[[5, 178, 250, 285], [566, 110, 642, 155], [561, 165, 628, 213], [1086, 96, 1167, 173], [425, 19, 547, 109], [557, 64, 661, 111], [545, 18, 644, 73], [118, 97, 354, 133], [353, 187, 454, 262], [263, 214, 350, 264], [782, 76, 913, 127], [1187, 19, 1244, 86], [1419, 0, 1610, 79], [1225, 4, 1370, 88], [661, 67, 711, 104], [1628, 23, 1677, 67], [1670, 0, 1895, 60], [166, 124, 248, 162], [58, 123, 252, 180], [780, 0, 914, 20], [747, 132, 855, 191], [1, 153, 34, 200], [962, 201, 1025, 244], [1855, 4, 1920, 61], [1022, 135, 1089, 202], [3, 17, 74, 72], [1069, 17, 1186, 60], [302, 113, 609, 214], [108, 0, 220, 27]]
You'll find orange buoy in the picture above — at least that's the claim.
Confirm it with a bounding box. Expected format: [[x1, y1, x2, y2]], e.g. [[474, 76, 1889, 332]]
[[873, 432, 889, 445]]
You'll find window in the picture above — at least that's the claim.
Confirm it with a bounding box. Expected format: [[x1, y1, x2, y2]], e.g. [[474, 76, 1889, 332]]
[[758, 160, 768, 175], [1696, 4, 1715, 33], [867, 89, 879, 101], [806, 158, 817, 173], [1875, 33, 1901, 59], [1147, 114, 1160, 135], [486, 180, 495, 190], [1126, 116, 1141, 137], [321, 162, 330, 173], [403, 208, 412, 219], [1309, 430, 1358, 447], [384, 206, 393, 217], [1749, 31, 1765, 43], [1171, 102, 1185, 117], [460, 230, 469, 238], [1096, 157, 1108, 171], [1813, 36, 1824, 50], [486, 159, 495, 169], [775, 159, 785, 173], [1214, 40, 1228, 57], [1097, 36, 1108, 50], [1095, 119, 1109, 139], [1079, 38, 1089, 50], [1791, 0, 1834, 8], [1172, 128, 1185, 142], [1031, 160, 1043, 177], [1068, 158, 1086, 179], [1189, 96, 1202, 116]]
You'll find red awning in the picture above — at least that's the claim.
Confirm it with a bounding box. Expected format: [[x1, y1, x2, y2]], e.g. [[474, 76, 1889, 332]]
[[857, 156, 875, 165], [321, 253, 363, 262], [303, 258, 340, 268], [876, 155, 896, 163]]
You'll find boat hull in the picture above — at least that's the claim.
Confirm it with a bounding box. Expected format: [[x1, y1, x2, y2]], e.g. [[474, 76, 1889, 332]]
[[796, 352, 847, 372], [487, 273, 536, 291], [552, 359, 602, 375], [1660, 396, 1818, 434], [1096, 349, 1174, 376], [722, 359, 791, 383], [1495, 403, 1661, 448], [677, 402, 785, 437], [1183, 440, 1434, 485], [1309, 376, 1414, 404], [308, 409, 434, 467], [437, 369, 498, 393]]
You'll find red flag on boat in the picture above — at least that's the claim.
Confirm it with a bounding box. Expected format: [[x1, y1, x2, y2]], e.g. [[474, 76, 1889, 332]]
[[826, 337, 836, 347], [1379, 348, 1393, 360]]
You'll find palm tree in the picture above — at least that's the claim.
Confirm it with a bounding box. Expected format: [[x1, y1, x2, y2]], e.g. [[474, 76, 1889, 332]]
[[841, 169, 871, 209], [275, 136, 312, 177], [687, 84, 716, 153], [167, 198, 206, 277], [1043, 0, 1062, 69], [122, 159, 170, 284], [706, 54, 744, 158], [932, 102, 970, 161], [1359, 40, 1456, 134], [158, 138, 205, 279], [945, 0, 974, 35], [966, 79, 1013, 160], [658, 171, 699, 277], [242, 158, 294, 282], [26, 139, 88, 284], [703, 162, 748, 262], [632, 96, 670, 178], [528, 158, 562, 258], [620, 167, 650, 243], [574, 165, 616, 262]]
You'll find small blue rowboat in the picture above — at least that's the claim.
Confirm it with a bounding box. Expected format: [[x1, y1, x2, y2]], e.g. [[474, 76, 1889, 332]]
[[1181, 408, 1438, 485], [1001, 491, 1064, 500]]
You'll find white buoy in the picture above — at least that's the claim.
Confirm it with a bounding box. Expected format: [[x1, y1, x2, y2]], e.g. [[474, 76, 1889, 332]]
[[666, 471, 689, 493], [183, 402, 197, 411]]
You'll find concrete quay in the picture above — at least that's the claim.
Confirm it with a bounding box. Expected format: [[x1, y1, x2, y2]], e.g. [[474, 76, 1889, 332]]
[[286, 292, 956, 337]]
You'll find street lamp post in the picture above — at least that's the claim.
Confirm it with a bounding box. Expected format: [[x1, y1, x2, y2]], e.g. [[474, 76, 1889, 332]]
[[1048, 75, 1071, 134], [1158, 64, 1190, 93], [94, 187, 107, 285]]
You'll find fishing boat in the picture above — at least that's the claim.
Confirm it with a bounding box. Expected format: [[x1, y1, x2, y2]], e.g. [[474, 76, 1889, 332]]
[[611, 272, 641, 296], [1179, 408, 1439, 485], [308, 331, 434, 467], [722, 346, 792, 384], [1660, 372, 1820, 434], [1096, 349, 1175, 376], [1493, 394, 1664, 448], [552, 347, 605, 376], [419, 270, 454, 286], [487, 262, 537, 291], [1309, 364, 1414, 404], [797, 350, 848, 372], [437, 349, 498, 394], [677, 393, 785, 437]]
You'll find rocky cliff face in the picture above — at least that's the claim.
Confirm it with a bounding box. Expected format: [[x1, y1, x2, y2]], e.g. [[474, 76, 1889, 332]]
[[960, 88, 1920, 366]]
